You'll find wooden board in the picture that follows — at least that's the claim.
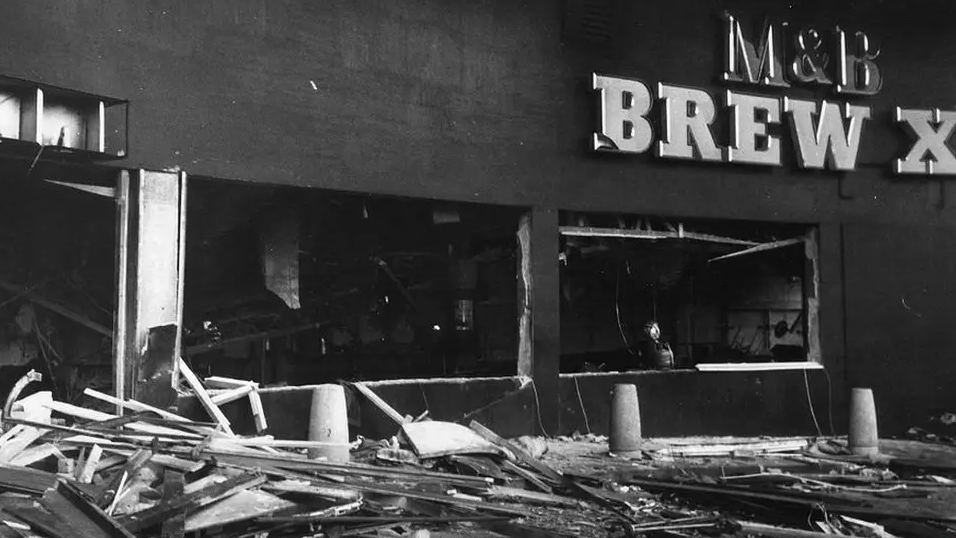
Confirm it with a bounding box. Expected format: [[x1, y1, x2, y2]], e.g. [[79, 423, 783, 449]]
[[183, 489, 296, 532], [8, 443, 63, 468], [353, 383, 408, 426], [41, 401, 202, 439], [0, 427, 45, 464], [83, 389, 192, 423], [468, 421, 563, 484], [160, 471, 185, 538], [76, 445, 104, 483], [401, 421, 501, 458], [177, 358, 234, 436]]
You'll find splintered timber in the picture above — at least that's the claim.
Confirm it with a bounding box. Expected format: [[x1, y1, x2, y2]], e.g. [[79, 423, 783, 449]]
[[590, 13, 955, 177]]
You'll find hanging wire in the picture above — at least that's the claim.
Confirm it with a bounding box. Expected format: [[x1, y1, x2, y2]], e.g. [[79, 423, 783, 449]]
[[803, 367, 824, 437], [573, 376, 592, 434], [615, 264, 636, 354]]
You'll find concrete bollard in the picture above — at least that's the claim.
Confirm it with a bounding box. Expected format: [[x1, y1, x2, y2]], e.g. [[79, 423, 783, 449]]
[[609, 383, 642, 455], [308, 384, 350, 463], [848, 387, 879, 456]]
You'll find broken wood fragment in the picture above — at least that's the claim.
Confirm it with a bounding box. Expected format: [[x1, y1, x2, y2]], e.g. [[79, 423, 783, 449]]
[[40, 400, 202, 439], [249, 390, 268, 433], [401, 421, 502, 459], [184, 489, 296, 532], [0, 464, 58, 495], [202, 376, 260, 390], [352, 382, 409, 427], [160, 471, 185, 538], [209, 384, 254, 406], [8, 443, 64, 468], [176, 358, 234, 436], [0, 427, 45, 464], [53, 481, 138, 538], [500, 460, 552, 493], [260, 479, 362, 501], [484, 485, 579, 507], [82, 389, 191, 423], [468, 421, 562, 483], [76, 444, 104, 483], [734, 520, 865, 538], [118, 472, 266, 533], [95, 449, 153, 508]]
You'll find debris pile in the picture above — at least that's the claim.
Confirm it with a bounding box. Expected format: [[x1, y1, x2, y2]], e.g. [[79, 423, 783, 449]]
[[3, 369, 956, 537]]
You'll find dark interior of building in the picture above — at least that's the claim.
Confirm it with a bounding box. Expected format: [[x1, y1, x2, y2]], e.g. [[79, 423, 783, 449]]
[[0, 159, 116, 405], [181, 178, 523, 386], [559, 212, 814, 373]]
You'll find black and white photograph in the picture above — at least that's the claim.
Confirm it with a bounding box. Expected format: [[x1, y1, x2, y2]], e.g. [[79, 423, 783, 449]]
[[0, 1, 953, 536]]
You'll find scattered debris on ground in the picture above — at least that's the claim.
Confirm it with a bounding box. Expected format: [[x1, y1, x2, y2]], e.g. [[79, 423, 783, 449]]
[[2, 370, 956, 537]]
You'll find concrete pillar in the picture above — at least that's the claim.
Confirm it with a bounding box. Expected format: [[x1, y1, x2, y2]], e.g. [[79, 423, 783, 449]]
[[114, 169, 187, 411], [517, 207, 560, 435]]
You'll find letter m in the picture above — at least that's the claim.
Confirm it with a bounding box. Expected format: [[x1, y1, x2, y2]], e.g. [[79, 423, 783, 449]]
[[721, 14, 789, 88]]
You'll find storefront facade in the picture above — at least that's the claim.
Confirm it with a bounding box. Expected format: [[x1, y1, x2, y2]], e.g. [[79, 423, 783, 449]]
[[3, 0, 954, 438]]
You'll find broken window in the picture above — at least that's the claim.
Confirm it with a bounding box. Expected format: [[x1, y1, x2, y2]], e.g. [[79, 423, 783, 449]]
[[559, 212, 820, 373], [182, 179, 522, 385]]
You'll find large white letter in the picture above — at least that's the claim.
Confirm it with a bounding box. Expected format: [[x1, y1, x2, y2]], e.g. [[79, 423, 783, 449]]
[[592, 73, 654, 153], [893, 107, 956, 176], [657, 84, 722, 162], [784, 98, 870, 171], [726, 90, 782, 166], [721, 13, 789, 88]]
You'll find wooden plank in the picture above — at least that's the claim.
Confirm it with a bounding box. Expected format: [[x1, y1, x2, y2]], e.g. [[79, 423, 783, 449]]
[[83, 388, 192, 423], [0, 425, 24, 445], [260, 479, 362, 501], [203, 376, 259, 390], [8, 443, 63, 467], [196, 449, 491, 487], [229, 438, 350, 449], [501, 460, 552, 494], [344, 482, 526, 517], [485, 486, 579, 508], [177, 358, 234, 436], [76, 444, 104, 483], [249, 390, 268, 433], [401, 421, 501, 458], [52, 481, 138, 538], [118, 473, 266, 533], [468, 421, 562, 483], [209, 384, 254, 406], [160, 471, 185, 538], [352, 383, 408, 426], [0, 427, 44, 464], [0, 464, 58, 495], [184, 489, 296, 532], [94, 449, 153, 508], [41, 400, 203, 439]]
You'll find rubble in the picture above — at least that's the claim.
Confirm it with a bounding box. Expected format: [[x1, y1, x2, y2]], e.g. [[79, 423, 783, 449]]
[[2, 374, 956, 537]]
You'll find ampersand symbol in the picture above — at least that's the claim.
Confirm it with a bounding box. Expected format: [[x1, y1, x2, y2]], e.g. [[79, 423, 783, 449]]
[[790, 28, 832, 85]]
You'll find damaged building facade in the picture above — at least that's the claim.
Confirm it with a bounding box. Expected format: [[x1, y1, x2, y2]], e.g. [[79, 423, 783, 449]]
[[0, 0, 953, 440]]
